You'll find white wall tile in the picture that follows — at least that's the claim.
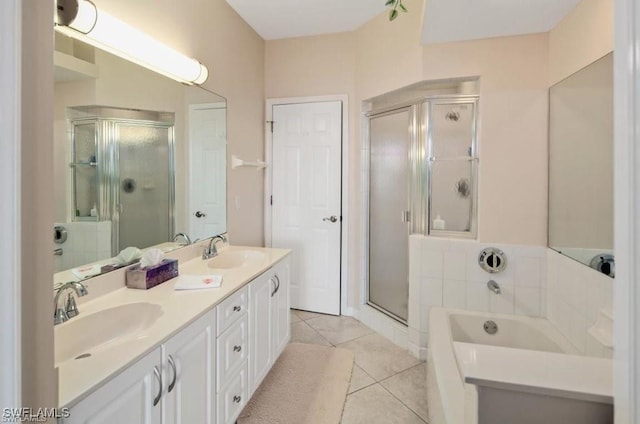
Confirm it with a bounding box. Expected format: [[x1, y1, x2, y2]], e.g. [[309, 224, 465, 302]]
[[466, 281, 490, 312], [515, 286, 541, 316], [421, 249, 443, 279], [421, 277, 443, 307], [515, 256, 542, 287], [489, 283, 515, 314], [443, 279, 466, 309], [443, 250, 467, 281]]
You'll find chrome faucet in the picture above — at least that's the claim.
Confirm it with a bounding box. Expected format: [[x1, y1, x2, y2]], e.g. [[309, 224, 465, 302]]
[[173, 232, 192, 245], [202, 234, 227, 260], [487, 280, 501, 295], [54, 281, 88, 325]]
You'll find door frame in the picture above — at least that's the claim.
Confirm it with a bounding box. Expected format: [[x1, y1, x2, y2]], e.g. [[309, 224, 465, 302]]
[[0, 0, 21, 410], [264, 95, 349, 316]]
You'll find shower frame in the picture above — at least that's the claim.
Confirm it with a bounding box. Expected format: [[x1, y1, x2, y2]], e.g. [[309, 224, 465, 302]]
[[363, 94, 479, 324]]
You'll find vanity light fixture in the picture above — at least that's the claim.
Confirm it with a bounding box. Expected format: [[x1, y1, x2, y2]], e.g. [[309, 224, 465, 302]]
[[54, 0, 209, 85]]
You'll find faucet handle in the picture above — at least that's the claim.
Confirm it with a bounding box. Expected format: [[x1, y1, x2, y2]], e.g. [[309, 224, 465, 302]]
[[65, 293, 80, 318]]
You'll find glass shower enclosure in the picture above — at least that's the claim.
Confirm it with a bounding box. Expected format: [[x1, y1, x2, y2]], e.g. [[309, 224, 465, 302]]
[[366, 96, 478, 323], [69, 106, 175, 255]]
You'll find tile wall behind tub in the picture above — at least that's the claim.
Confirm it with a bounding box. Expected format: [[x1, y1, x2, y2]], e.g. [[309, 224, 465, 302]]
[[53, 221, 112, 272], [547, 249, 613, 358], [408, 235, 546, 358]]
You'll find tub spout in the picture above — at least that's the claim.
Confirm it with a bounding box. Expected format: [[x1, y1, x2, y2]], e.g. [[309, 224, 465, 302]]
[[487, 280, 501, 295]]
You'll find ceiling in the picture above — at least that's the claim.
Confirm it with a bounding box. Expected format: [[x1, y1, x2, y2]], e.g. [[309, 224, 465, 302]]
[[225, 0, 387, 40], [421, 0, 581, 44], [225, 0, 581, 43]]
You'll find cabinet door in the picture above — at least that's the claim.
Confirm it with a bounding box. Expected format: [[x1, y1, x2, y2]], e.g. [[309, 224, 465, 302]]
[[163, 309, 216, 424], [64, 348, 162, 424], [272, 257, 291, 359], [248, 273, 274, 394]]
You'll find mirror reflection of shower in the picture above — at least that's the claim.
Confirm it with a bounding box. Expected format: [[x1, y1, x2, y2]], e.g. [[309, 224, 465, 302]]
[[365, 78, 479, 324], [67, 106, 175, 267]]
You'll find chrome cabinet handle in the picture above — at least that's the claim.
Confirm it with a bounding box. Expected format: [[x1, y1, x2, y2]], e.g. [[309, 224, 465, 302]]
[[195, 211, 206, 218], [322, 215, 338, 223], [153, 366, 162, 406], [233, 345, 242, 353], [233, 305, 242, 312], [233, 395, 241, 403], [167, 355, 177, 393], [270, 278, 277, 297], [274, 275, 280, 294]]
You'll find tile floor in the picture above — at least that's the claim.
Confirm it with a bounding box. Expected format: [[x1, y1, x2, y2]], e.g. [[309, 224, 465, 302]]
[[290, 309, 429, 423]]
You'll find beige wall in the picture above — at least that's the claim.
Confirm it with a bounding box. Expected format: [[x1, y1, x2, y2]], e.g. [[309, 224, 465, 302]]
[[265, 0, 549, 309], [22, 0, 57, 413], [96, 0, 266, 245], [549, 0, 613, 85]]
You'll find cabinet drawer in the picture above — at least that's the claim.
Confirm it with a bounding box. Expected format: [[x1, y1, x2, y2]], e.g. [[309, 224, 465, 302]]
[[216, 286, 248, 336], [217, 314, 248, 390], [217, 361, 248, 424]]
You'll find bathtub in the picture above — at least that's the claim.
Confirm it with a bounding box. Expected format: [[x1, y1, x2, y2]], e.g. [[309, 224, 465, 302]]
[[426, 308, 613, 424]]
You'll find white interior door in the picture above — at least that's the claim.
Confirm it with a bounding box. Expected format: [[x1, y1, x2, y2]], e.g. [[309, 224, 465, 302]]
[[271, 101, 342, 315], [189, 103, 227, 240]]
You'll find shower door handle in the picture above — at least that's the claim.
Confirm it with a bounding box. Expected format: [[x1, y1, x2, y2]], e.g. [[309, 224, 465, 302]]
[[401, 210, 411, 223], [323, 215, 338, 223]]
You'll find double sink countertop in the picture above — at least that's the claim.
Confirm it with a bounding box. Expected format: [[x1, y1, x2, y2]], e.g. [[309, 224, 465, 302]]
[[55, 244, 290, 408]]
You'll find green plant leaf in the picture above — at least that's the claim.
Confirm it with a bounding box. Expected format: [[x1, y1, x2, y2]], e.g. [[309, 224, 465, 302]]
[[385, 0, 395, 6], [389, 8, 399, 20], [399, 3, 408, 12]]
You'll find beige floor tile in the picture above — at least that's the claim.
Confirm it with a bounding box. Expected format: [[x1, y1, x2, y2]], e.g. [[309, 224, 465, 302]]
[[341, 384, 426, 424], [306, 315, 374, 345], [290, 321, 332, 346], [380, 363, 428, 421], [290, 310, 301, 323], [292, 309, 328, 321], [348, 364, 376, 394], [337, 333, 421, 381]]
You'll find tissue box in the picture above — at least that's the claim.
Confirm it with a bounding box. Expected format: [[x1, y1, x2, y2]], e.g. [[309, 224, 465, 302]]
[[126, 258, 179, 290]]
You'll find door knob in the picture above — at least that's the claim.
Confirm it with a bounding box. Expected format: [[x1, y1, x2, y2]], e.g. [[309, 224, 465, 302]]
[[195, 211, 206, 218], [323, 215, 338, 223]]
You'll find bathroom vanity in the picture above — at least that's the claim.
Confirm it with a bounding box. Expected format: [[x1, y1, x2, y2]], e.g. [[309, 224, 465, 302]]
[[55, 244, 291, 424]]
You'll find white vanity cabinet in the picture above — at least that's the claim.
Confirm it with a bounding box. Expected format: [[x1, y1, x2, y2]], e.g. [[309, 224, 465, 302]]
[[63, 310, 216, 424], [215, 287, 249, 424], [248, 257, 291, 395], [63, 347, 162, 424], [162, 309, 216, 424]]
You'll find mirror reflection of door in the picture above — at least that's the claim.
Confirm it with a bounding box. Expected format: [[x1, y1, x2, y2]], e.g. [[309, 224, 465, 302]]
[[189, 103, 227, 241]]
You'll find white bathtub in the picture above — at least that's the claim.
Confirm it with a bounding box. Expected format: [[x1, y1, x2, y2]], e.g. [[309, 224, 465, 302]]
[[426, 308, 613, 424]]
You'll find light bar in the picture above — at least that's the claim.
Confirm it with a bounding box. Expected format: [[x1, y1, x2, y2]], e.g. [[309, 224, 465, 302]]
[[55, 0, 208, 85]]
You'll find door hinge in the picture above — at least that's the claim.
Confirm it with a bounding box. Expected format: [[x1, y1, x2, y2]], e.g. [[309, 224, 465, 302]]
[[270, 195, 273, 206], [266, 120, 274, 133]]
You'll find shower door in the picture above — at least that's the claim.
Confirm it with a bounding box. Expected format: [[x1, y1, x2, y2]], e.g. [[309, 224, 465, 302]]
[[367, 108, 413, 322], [115, 122, 174, 252]]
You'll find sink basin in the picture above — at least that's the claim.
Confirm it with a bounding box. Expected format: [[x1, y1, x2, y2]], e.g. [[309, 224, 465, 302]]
[[55, 302, 163, 365], [207, 250, 265, 270]]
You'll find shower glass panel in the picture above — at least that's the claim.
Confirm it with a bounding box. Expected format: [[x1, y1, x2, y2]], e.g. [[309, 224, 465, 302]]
[[430, 160, 473, 232], [428, 99, 478, 236], [368, 108, 412, 322], [72, 122, 98, 220], [116, 123, 173, 252]]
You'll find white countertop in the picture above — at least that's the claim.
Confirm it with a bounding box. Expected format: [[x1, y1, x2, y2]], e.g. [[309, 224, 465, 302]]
[[454, 341, 613, 404], [56, 245, 290, 408]]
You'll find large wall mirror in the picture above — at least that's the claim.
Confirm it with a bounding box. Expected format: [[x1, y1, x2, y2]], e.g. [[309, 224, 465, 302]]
[[53, 32, 227, 283], [548, 52, 613, 278]]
